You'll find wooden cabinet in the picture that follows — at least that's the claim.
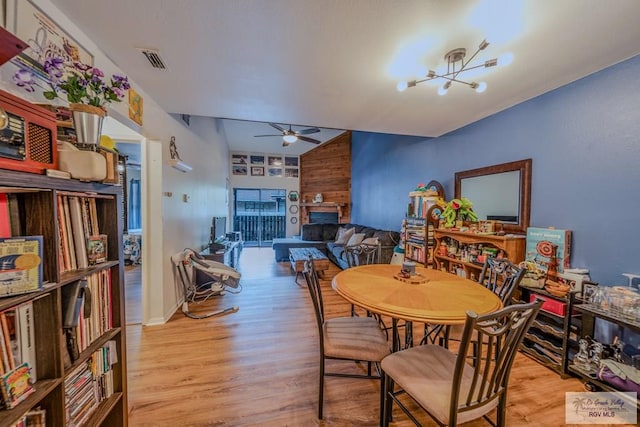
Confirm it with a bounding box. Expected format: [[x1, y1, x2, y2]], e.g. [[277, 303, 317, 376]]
[[433, 230, 525, 280], [518, 286, 581, 377], [0, 169, 126, 426]]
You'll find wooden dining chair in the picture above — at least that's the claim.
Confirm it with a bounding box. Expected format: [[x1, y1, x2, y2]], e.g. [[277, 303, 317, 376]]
[[381, 299, 543, 427], [302, 256, 390, 420]]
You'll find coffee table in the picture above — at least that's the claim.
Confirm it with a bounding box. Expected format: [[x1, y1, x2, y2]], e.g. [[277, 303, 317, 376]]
[[289, 247, 330, 284]]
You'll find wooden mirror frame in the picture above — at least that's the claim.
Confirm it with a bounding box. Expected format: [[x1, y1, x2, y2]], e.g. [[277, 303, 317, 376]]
[[454, 158, 532, 234]]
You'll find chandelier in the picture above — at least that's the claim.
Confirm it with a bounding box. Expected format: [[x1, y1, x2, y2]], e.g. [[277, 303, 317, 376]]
[[396, 40, 512, 95]]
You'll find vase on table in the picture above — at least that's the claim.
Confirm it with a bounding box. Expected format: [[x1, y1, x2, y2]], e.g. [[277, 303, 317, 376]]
[[70, 103, 106, 149]]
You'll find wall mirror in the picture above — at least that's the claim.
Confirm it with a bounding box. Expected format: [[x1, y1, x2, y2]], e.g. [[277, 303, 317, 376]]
[[454, 159, 532, 234]]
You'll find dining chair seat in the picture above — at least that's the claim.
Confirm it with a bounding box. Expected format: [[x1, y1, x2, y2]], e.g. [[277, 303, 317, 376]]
[[381, 344, 499, 425], [323, 316, 390, 361]]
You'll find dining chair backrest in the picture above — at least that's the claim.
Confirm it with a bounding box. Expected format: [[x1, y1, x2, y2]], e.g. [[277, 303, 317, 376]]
[[303, 256, 325, 330], [478, 257, 526, 306], [345, 242, 381, 268], [451, 299, 543, 424]]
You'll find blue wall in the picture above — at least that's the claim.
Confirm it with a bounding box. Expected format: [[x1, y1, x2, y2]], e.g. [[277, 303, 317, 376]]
[[351, 54, 640, 286]]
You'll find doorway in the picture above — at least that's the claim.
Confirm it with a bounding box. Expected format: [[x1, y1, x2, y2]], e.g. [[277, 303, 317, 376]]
[[234, 188, 286, 247]]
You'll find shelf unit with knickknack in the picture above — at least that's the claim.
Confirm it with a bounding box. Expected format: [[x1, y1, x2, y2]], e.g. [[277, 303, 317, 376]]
[[403, 181, 444, 267], [567, 300, 640, 409], [433, 229, 526, 281], [403, 205, 443, 267], [518, 285, 582, 377], [0, 169, 127, 427]]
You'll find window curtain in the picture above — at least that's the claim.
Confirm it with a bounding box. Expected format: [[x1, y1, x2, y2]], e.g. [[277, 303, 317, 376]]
[[128, 178, 141, 230]]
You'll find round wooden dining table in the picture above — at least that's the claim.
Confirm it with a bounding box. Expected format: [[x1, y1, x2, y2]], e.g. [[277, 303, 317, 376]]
[[331, 264, 503, 350]]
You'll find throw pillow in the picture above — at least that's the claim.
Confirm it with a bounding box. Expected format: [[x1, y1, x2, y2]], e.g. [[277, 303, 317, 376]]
[[361, 237, 379, 245], [335, 227, 355, 244], [346, 233, 365, 246]]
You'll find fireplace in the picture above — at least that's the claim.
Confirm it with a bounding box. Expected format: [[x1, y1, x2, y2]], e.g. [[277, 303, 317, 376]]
[[309, 212, 338, 223]]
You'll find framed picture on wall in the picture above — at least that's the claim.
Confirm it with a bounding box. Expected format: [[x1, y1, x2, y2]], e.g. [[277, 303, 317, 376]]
[[285, 168, 299, 178], [250, 155, 264, 165], [232, 165, 247, 175], [251, 166, 264, 176], [231, 154, 248, 165], [268, 156, 282, 167], [285, 156, 298, 167], [268, 167, 282, 177], [8, 0, 94, 79]]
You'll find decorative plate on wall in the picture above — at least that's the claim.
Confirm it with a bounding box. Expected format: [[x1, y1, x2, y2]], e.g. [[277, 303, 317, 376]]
[[288, 191, 299, 202], [290, 217, 298, 224], [289, 204, 298, 214]]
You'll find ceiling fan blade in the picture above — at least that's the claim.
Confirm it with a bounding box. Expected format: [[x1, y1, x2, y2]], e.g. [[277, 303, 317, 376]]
[[269, 123, 286, 132], [296, 127, 321, 135], [298, 135, 321, 144], [254, 134, 281, 137]]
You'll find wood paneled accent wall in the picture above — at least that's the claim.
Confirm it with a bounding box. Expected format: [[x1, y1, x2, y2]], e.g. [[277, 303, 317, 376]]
[[300, 131, 351, 224]]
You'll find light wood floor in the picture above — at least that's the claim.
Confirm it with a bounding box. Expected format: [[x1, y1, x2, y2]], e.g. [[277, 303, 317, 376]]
[[124, 248, 632, 426]]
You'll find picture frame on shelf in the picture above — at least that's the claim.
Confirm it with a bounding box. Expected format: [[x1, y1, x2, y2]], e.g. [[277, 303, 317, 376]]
[[251, 166, 264, 176]]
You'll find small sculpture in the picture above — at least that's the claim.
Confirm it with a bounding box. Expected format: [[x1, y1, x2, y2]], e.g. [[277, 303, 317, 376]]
[[313, 193, 323, 203], [574, 339, 590, 371], [590, 341, 604, 370]]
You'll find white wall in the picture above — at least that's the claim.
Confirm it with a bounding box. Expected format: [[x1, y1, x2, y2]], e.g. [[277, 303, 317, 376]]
[[1, 0, 230, 324]]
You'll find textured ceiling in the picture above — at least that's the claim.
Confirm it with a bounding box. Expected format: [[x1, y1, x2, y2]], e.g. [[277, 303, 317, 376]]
[[51, 0, 640, 154]]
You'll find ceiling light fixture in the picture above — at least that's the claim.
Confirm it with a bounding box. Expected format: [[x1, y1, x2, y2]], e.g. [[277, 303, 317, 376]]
[[283, 134, 298, 144], [397, 40, 511, 95]]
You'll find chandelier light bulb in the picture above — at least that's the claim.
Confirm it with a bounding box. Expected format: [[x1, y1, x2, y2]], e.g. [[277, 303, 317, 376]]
[[396, 81, 408, 92], [498, 52, 514, 67], [475, 82, 487, 93], [283, 134, 298, 143]]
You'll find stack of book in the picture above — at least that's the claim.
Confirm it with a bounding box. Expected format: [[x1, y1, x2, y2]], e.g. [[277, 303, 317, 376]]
[[64, 342, 116, 426], [62, 270, 113, 363]]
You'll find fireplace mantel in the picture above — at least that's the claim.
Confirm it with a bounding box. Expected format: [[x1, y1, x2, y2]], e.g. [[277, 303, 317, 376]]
[[300, 202, 347, 224]]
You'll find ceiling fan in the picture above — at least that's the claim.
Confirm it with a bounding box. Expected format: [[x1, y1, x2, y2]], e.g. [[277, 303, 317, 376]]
[[255, 123, 321, 147]]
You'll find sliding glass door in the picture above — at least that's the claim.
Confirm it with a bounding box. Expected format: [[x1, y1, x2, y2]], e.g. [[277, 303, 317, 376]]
[[233, 188, 286, 247]]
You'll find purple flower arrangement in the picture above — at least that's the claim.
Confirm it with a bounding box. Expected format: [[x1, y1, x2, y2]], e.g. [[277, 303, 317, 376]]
[[13, 57, 130, 108]]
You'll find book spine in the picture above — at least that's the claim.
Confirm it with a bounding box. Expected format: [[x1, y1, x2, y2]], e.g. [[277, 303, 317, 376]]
[[17, 302, 36, 381], [0, 313, 15, 370]]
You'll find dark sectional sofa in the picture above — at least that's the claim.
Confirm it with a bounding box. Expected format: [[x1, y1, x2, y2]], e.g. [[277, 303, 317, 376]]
[[272, 223, 401, 269]]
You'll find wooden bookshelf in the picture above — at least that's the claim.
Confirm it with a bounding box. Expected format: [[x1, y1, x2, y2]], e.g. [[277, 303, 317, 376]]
[[0, 169, 126, 427]]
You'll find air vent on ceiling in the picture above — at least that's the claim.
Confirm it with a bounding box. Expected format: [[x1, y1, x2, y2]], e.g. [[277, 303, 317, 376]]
[[137, 48, 167, 70]]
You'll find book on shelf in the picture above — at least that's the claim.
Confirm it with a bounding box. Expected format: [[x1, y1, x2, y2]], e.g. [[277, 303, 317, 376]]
[[87, 234, 107, 265], [0, 236, 44, 297], [16, 302, 36, 381], [0, 303, 37, 382], [68, 197, 89, 269], [0, 362, 34, 409], [526, 227, 572, 275], [0, 194, 10, 238]]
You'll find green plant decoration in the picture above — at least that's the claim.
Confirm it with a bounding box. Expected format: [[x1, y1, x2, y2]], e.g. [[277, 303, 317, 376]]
[[440, 197, 478, 227]]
